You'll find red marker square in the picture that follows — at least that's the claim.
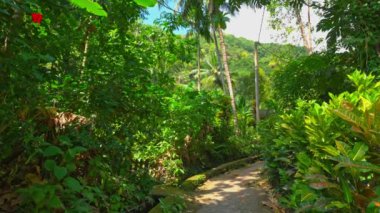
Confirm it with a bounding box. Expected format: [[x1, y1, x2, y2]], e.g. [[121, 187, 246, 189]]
[[32, 13, 43, 24]]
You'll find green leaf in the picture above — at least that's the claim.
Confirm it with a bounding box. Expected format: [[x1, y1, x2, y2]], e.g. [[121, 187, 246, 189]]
[[340, 178, 353, 203], [309, 181, 338, 190], [54, 166, 67, 180], [326, 201, 349, 209], [58, 135, 71, 145], [66, 163, 77, 172], [349, 142, 368, 161], [335, 141, 349, 156], [360, 97, 372, 111], [375, 186, 380, 196], [83, 190, 95, 201], [322, 145, 340, 157], [134, 0, 157, 7], [68, 146, 87, 157], [31, 187, 46, 204], [296, 152, 312, 167], [301, 192, 315, 202], [64, 177, 83, 192], [68, 0, 108, 17], [43, 146, 63, 157], [335, 159, 380, 173], [44, 159, 56, 171], [49, 194, 63, 208]]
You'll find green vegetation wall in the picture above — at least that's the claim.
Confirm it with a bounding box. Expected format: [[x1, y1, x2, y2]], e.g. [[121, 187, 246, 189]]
[[259, 71, 380, 212], [0, 1, 247, 212]]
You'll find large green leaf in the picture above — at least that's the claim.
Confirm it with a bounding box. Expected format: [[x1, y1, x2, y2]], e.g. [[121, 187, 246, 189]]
[[309, 181, 339, 190], [64, 177, 83, 192], [44, 159, 56, 171], [68, 146, 87, 158], [69, 0, 108, 17], [326, 201, 349, 209], [296, 152, 312, 167], [43, 146, 63, 157], [134, 0, 157, 7], [335, 141, 350, 156], [322, 145, 340, 157], [349, 142, 368, 161], [340, 178, 353, 203], [54, 166, 67, 180], [334, 157, 380, 173], [49, 195, 63, 208]]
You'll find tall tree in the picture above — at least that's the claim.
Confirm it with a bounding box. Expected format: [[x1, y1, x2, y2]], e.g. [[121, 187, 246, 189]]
[[212, 26, 227, 93], [267, 0, 313, 54], [211, 5, 240, 132], [197, 34, 202, 91], [177, 0, 241, 132], [295, 7, 312, 54], [218, 25, 239, 132]]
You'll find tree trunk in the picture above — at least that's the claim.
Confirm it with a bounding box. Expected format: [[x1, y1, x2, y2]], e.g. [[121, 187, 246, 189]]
[[197, 34, 201, 91], [253, 42, 260, 124], [295, 9, 312, 54], [81, 33, 90, 70], [217, 26, 239, 133], [1, 35, 8, 54], [307, 0, 313, 53], [376, 43, 380, 57], [81, 18, 94, 77], [212, 25, 227, 94]]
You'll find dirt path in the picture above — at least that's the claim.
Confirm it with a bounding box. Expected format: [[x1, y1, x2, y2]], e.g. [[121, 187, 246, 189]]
[[186, 161, 273, 213]]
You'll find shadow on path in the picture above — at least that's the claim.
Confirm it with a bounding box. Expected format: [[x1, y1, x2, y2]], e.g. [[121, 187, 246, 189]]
[[186, 161, 272, 213]]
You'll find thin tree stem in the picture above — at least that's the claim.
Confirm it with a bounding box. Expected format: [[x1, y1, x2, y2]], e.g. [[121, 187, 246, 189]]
[[218, 26, 239, 134], [197, 34, 201, 91], [212, 25, 226, 93]]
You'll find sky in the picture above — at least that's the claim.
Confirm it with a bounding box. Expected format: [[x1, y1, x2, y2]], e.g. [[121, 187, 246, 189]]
[[144, 3, 326, 49]]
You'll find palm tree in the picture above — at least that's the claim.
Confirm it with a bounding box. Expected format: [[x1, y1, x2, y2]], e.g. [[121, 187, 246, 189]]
[[217, 23, 239, 133], [188, 49, 226, 90], [177, 0, 241, 133], [197, 34, 202, 91], [211, 26, 227, 93], [176, 0, 211, 92]]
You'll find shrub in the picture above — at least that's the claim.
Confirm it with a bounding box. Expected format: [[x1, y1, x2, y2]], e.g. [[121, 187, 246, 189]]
[[259, 70, 380, 212]]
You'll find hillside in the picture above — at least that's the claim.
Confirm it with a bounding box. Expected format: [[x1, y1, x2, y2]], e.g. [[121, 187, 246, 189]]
[[176, 34, 307, 106]]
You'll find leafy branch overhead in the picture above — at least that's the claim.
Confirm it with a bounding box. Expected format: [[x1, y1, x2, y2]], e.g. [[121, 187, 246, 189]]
[[68, 0, 157, 17], [68, 0, 108, 16], [134, 0, 157, 7]]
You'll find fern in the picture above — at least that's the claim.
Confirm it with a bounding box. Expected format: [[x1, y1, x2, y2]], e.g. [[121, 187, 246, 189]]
[[69, 0, 107, 17]]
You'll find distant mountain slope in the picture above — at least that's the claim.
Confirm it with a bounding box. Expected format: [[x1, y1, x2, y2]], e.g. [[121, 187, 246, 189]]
[[177, 34, 307, 105]]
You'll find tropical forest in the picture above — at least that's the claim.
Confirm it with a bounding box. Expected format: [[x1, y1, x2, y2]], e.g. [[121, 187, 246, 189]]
[[1, 0, 380, 212]]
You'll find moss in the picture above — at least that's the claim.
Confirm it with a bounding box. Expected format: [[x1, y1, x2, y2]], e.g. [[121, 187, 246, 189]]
[[149, 202, 163, 213], [181, 173, 207, 190], [150, 185, 187, 197], [149, 195, 190, 213]]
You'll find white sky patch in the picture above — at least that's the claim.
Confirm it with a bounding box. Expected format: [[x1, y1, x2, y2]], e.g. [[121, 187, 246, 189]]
[[225, 6, 327, 50]]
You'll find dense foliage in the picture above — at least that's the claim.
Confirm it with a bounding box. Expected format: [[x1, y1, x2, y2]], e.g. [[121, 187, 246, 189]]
[[257, 1, 380, 212], [259, 71, 380, 212], [177, 34, 306, 108], [1, 0, 380, 212], [270, 53, 353, 108], [0, 0, 254, 212]]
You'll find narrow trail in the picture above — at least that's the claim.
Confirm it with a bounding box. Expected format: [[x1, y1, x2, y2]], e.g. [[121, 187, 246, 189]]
[[186, 161, 273, 213]]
